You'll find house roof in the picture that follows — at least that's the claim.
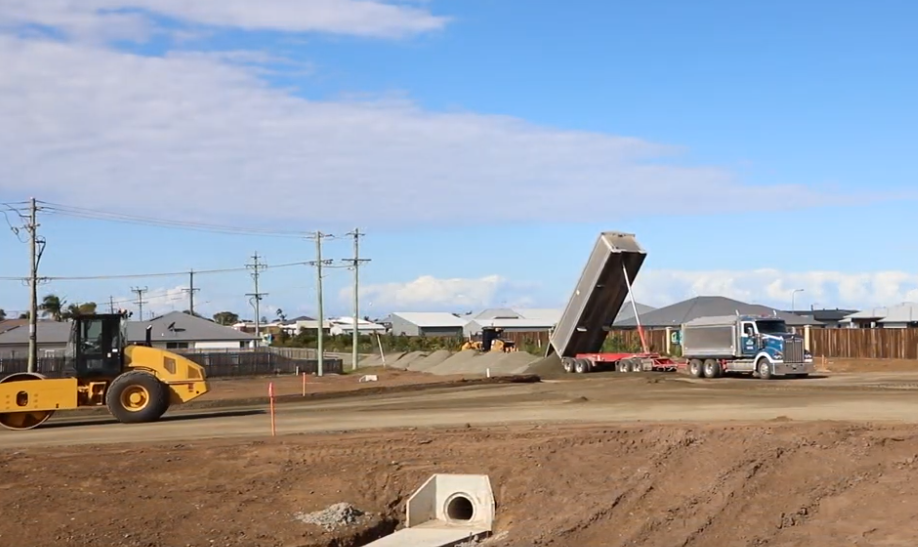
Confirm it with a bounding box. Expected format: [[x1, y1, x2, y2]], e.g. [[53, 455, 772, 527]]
[[389, 312, 469, 328], [468, 317, 557, 330], [786, 308, 859, 322], [474, 308, 521, 320], [0, 321, 72, 345], [0, 319, 29, 334], [614, 302, 657, 322], [869, 303, 918, 324], [127, 311, 258, 342], [513, 308, 563, 323], [613, 296, 821, 328]]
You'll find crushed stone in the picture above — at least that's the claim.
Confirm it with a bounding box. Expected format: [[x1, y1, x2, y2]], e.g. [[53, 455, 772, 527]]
[[293, 502, 366, 531]]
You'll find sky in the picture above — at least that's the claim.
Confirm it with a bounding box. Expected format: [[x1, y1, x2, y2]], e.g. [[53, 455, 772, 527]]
[[1, 0, 917, 321]]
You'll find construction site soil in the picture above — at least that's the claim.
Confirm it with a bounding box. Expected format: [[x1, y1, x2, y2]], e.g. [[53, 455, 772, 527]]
[[5, 359, 918, 546]]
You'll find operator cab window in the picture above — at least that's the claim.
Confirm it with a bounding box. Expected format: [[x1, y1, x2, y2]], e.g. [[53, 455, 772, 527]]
[[742, 323, 756, 337]]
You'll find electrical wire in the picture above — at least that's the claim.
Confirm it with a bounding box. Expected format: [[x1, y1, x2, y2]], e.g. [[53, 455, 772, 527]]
[[37, 201, 327, 239], [0, 260, 312, 282]]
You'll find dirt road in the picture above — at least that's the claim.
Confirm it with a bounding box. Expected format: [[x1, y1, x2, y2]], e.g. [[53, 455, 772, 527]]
[[6, 371, 918, 449], [3, 371, 918, 546]]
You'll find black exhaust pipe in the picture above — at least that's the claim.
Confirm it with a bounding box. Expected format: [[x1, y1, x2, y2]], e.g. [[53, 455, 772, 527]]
[[145, 325, 152, 347]]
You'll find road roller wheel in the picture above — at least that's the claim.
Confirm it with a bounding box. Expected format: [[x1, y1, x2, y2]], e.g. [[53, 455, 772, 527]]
[[0, 372, 55, 431], [105, 371, 169, 424]]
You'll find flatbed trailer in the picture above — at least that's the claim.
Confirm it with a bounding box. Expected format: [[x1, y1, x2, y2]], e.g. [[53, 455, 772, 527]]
[[548, 232, 681, 374]]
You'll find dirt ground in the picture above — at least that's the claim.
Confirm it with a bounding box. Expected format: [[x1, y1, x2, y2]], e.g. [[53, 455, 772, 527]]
[[820, 357, 918, 373], [5, 368, 918, 546]]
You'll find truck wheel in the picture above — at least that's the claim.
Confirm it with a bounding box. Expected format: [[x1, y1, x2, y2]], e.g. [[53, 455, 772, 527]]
[[630, 358, 643, 373], [703, 359, 722, 379], [574, 359, 589, 373], [756, 358, 772, 380], [617, 360, 629, 373], [688, 359, 703, 378], [561, 358, 574, 373], [106, 371, 169, 424]]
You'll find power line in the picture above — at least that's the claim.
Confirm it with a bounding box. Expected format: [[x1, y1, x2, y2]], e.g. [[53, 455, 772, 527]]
[[183, 269, 201, 314], [38, 201, 311, 238], [342, 228, 370, 372], [245, 252, 268, 342], [0, 260, 310, 282], [307, 231, 335, 377], [131, 286, 148, 321]]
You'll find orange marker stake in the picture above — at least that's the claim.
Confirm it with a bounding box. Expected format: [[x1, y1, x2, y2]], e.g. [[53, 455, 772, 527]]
[[268, 381, 276, 437], [302, 372, 307, 397]]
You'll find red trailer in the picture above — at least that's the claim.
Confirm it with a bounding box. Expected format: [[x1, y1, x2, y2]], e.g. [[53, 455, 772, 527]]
[[561, 352, 679, 374]]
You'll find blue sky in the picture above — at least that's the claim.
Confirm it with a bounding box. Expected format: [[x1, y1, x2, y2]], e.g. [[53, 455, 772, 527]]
[[1, 0, 917, 320]]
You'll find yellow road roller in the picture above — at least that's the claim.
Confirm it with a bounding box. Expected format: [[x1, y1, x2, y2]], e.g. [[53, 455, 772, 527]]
[[0, 311, 210, 430]]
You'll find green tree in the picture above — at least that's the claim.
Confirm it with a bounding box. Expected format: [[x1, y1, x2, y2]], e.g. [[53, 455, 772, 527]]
[[276, 308, 287, 322], [40, 294, 66, 321], [213, 311, 240, 325], [0, 308, 5, 321], [183, 310, 205, 318], [62, 302, 97, 320]]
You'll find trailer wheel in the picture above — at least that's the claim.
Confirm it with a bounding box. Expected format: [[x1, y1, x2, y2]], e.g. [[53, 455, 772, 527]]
[[561, 357, 574, 374], [703, 359, 722, 379], [617, 360, 629, 373], [688, 359, 703, 378], [756, 358, 772, 380], [574, 359, 589, 374], [629, 358, 643, 373]]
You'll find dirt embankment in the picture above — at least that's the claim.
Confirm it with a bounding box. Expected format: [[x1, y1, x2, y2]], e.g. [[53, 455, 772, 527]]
[[3, 422, 918, 546]]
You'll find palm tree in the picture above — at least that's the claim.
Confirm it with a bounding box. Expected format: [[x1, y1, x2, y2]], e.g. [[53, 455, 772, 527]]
[[40, 294, 65, 321], [62, 302, 97, 320]]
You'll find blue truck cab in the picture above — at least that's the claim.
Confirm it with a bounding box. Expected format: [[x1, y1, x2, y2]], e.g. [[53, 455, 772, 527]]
[[680, 314, 815, 379]]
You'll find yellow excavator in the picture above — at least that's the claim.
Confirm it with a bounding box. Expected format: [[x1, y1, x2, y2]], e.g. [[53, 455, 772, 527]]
[[460, 326, 517, 353], [0, 311, 210, 430]]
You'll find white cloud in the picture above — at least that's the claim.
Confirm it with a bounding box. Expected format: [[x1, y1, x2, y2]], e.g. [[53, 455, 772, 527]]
[[633, 269, 918, 309], [0, 35, 890, 229], [348, 274, 536, 311], [0, 0, 447, 41], [351, 269, 918, 314]]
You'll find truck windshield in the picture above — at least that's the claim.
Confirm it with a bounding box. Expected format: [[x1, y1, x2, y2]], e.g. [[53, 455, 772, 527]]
[[756, 320, 787, 334]]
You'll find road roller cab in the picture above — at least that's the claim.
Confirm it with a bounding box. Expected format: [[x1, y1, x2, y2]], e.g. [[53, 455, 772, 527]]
[[0, 311, 210, 430]]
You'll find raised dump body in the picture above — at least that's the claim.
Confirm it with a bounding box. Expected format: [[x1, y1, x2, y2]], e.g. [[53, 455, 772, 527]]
[[547, 232, 647, 358]]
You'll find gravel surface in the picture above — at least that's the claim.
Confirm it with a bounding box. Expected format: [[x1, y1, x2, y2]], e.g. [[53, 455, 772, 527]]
[[294, 502, 367, 531]]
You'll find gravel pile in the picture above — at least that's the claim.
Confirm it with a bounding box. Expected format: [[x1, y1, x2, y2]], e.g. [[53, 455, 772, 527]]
[[389, 351, 428, 370], [293, 502, 366, 531], [406, 349, 453, 372], [425, 350, 538, 376]]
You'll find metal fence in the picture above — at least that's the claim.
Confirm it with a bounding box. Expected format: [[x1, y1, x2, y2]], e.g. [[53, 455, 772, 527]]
[[0, 348, 342, 380]]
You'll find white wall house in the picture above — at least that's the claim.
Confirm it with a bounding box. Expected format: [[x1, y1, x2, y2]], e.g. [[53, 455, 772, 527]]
[[841, 303, 918, 328], [328, 316, 387, 335]]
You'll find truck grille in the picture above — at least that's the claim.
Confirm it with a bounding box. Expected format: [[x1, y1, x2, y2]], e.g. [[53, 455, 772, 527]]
[[784, 338, 804, 363]]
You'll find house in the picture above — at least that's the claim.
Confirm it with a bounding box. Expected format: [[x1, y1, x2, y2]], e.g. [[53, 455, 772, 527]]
[[841, 303, 918, 328], [466, 308, 562, 336], [785, 308, 858, 328], [386, 312, 469, 337], [0, 321, 73, 359], [128, 311, 259, 350], [612, 296, 822, 329], [328, 316, 387, 335]]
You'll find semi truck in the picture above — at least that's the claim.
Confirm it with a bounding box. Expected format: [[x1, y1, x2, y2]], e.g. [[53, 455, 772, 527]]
[[549, 231, 677, 374], [681, 314, 814, 379]]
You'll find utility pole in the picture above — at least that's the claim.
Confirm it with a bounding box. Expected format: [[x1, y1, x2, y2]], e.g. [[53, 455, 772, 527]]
[[343, 229, 370, 372], [183, 269, 201, 315], [131, 287, 148, 321], [245, 253, 267, 345], [27, 198, 38, 374], [109, 296, 115, 313], [308, 232, 333, 376]]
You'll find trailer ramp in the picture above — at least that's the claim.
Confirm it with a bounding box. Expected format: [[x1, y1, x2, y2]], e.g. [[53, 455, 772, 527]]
[[364, 474, 494, 547], [547, 232, 647, 358]]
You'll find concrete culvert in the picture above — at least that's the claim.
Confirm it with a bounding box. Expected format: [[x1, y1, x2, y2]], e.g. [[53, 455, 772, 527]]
[[446, 494, 474, 522]]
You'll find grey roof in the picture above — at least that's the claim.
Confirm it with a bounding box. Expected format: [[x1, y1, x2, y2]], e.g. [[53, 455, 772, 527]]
[[614, 302, 657, 322], [127, 311, 258, 342], [613, 296, 821, 328], [0, 321, 72, 345], [474, 308, 520, 320], [388, 312, 469, 328], [874, 303, 918, 324]]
